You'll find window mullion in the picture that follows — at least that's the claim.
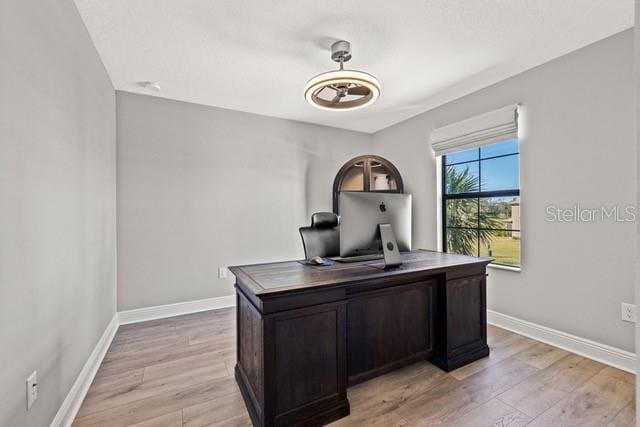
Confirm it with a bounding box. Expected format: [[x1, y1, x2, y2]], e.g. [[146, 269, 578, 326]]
[[443, 190, 520, 200]]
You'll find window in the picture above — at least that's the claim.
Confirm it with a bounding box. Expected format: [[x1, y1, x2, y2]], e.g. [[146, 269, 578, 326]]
[[442, 139, 520, 267]]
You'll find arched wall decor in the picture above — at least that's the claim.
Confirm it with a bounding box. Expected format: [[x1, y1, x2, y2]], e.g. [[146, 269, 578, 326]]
[[332, 155, 404, 213]]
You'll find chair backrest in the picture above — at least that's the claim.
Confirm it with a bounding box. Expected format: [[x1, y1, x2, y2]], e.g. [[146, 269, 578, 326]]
[[299, 212, 340, 259]]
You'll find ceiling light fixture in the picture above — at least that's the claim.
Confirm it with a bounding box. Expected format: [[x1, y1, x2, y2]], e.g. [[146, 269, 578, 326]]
[[137, 81, 161, 91], [304, 40, 380, 111]]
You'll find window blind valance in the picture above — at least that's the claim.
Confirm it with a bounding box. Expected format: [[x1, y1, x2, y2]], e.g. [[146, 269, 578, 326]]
[[430, 104, 519, 156]]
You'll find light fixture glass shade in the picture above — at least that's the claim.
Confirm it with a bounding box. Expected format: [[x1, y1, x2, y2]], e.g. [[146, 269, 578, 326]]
[[304, 69, 380, 111]]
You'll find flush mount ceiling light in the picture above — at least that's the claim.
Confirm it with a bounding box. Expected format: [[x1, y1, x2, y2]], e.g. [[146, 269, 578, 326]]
[[137, 81, 161, 91], [304, 40, 380, 111]]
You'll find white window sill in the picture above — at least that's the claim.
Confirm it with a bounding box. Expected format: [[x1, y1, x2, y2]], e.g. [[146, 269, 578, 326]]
[[488, 263, 521, 273]]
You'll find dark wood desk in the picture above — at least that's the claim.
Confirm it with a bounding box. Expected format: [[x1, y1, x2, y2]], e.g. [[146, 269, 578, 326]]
[[229, 250, 491, 427]]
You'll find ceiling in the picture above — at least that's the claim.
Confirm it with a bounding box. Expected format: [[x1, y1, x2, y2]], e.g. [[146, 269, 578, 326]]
[[74, 0, 633, 133]]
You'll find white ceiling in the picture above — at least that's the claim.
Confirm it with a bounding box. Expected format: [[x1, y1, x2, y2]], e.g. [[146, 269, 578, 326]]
[[74, 0, 633, 133]]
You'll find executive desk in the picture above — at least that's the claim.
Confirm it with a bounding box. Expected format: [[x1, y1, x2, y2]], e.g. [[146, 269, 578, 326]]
[[229, 250, 492, 427]]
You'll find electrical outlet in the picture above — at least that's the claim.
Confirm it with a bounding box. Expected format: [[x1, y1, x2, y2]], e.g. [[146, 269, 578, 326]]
[[26, 371, 37, 410], [218, 267, 227, 279], [621, 303, 636, 323]]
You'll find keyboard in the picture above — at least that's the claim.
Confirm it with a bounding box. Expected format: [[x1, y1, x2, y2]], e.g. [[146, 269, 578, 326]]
[[332, 254, 384, 263]]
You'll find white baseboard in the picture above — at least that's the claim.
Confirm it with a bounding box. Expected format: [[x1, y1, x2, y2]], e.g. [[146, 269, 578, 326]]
[[118, 295, 236, 325], [50, 313, 119, 427], [487, 309, 636, 374]]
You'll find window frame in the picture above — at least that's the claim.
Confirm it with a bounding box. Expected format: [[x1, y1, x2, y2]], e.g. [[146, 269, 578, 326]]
[[441, 142, 520, 267]]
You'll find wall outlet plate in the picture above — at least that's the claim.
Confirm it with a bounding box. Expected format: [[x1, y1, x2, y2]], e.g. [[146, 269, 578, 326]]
[[26, 371, 37, 410], [218, 267, 227, 279], [621, 302, 636, 323]]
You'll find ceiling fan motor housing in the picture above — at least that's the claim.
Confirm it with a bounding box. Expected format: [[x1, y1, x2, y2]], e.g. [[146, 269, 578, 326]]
[[331, 40, 352, 63]]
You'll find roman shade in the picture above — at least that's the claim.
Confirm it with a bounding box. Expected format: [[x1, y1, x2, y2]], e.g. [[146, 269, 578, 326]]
[[430, 104, 519, 156]]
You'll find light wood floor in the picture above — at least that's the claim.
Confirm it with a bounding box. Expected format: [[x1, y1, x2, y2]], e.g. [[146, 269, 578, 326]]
[[73, 307, 635, 427]]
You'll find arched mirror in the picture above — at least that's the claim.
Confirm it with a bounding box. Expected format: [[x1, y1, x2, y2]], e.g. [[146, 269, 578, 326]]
[[333, 155, 404, 213]]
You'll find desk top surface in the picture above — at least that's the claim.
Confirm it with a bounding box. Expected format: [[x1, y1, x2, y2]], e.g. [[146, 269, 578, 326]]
[[229, 250, 491, 297]]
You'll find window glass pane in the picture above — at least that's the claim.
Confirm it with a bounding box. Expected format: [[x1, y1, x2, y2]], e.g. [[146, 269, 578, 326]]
[[444, 139, 520, 263], [480, 139, 519, 159], [446, 228, 478, 257], [446, 199, 478, 228], [479, 234, 521, 267], [445, 163, 479, 194], [480, 154, 519, 192], [445, 148, 479, 165], [479, 197, 520, 230]]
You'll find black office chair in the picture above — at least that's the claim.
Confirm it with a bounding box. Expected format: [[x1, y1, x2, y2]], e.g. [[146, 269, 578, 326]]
[[299, 212, 340, 259]]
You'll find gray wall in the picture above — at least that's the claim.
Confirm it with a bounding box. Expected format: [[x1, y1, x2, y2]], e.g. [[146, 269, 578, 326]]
[[116, 92, 371, 310], [0, 0, 116, 426], [372, 30, 636, 352]]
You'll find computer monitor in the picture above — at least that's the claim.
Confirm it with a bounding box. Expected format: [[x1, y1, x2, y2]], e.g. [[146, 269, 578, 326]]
[[339, 192, 411, 267]]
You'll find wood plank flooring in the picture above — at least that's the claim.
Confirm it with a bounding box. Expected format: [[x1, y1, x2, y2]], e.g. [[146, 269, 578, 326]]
[[73, 308, 635, 427]]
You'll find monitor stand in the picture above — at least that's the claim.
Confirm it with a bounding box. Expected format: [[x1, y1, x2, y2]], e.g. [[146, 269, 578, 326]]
[[378, 223, 402, 268], [333, 224, 403, 267]]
